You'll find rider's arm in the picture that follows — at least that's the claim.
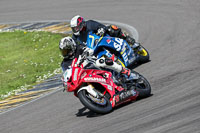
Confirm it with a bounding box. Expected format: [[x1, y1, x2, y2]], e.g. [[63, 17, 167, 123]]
[[107, 25, 136, 44], [61, 59, 73, 72], [72, 34, 81, 45], [77, 45, 94, 57], [86, 20, 107, 32]]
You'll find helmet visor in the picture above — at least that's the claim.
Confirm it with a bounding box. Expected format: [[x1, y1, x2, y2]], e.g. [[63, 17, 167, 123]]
[[71, 24, 83, 34], [61, 49, 74, 58]]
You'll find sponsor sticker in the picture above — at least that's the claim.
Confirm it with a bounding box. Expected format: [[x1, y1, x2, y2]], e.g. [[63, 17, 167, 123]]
[[106, 39, 111, 44], [122, 52, 128, 62], [129, 56, 136, 63], [114, 95, 120, 103], [102, 83, 113, 91], [73, 68, 78, 81], [84, 77, 106, 83], [81, 72, 87, 79]]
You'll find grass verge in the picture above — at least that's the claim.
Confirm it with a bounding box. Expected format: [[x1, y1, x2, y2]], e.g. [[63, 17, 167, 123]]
[[0, 30, 65, 99]]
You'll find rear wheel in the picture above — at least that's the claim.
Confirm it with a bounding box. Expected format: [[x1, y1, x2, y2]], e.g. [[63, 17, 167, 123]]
[[132, 71, 151, 98], [78, 90, 112, 114]]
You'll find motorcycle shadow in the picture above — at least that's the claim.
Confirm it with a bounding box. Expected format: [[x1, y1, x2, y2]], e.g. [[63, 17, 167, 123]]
[[130, 60, 151, 69], [75, 106, 109, 118], [75, 94, 153, 117]]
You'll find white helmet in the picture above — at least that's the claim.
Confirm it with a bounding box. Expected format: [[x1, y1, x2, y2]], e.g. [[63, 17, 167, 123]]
[[70, 15, 85, 36], [59, 37, 76, 59]]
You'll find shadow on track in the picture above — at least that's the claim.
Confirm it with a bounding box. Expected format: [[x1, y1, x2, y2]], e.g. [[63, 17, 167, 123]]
[[130, 60, 151, 69], [75, 107, 107, 118], [75, 94, 153, 118]]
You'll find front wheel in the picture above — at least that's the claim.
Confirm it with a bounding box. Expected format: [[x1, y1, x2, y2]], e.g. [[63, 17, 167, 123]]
[[132, 71, 151, 98], [78, 90, 112, 114], [136, 45, 150, 63]]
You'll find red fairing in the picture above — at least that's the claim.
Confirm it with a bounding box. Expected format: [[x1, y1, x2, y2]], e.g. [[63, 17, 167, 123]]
[[66, 58, 138, 108], [82, 70, 117, 98]]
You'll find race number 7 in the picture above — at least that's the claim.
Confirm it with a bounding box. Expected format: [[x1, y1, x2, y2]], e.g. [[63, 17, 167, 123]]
[[89, 35, 95, 48]]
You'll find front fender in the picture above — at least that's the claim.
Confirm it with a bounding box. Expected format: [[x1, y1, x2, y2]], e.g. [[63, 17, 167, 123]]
[[77, 84, 98, 98]]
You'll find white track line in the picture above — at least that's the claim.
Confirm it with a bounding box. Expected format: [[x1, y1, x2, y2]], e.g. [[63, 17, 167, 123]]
[[0, 86, 62, 115]]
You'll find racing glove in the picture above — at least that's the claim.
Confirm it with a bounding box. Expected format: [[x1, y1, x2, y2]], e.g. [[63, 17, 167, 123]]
[[97, 27, 106, 36], [83, 47, 94, 56], [126, 36, 135, 45]]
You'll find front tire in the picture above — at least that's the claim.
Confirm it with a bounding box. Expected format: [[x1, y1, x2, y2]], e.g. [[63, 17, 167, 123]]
[[78, 90, 112, 114], [136, 46, 150, 63]]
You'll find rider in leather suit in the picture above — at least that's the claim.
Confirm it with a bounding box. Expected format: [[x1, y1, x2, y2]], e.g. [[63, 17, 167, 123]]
[[69, 15, 142, 76], [59, 36, 139, 101], [70, 15, 141, 50], [59, 37, 138, 79]]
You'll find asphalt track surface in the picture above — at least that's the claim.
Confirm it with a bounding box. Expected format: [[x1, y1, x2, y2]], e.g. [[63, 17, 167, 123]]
[[0, 0, 200, 133]]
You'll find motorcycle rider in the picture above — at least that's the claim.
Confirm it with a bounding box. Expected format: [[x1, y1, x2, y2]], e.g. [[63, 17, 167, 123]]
[[70, 15, 141, 50], [59, 36, 138, 79], [60, 36, 139, 101]]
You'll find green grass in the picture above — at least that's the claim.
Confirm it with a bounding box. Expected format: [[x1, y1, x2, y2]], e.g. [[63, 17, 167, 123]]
[[0, 30, 66, 99]]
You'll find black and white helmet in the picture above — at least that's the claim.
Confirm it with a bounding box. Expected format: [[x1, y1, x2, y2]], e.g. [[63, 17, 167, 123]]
[[70, 15, 85, 36], [59, 37, 76, 59]]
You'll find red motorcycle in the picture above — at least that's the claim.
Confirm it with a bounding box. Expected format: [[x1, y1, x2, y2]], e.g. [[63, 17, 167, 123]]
[[63, 57, 151, 114]]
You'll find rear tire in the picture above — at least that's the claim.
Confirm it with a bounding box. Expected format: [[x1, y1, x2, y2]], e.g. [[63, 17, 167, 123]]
[[78, 90, 112, 114], [132, 71, 151, 98]]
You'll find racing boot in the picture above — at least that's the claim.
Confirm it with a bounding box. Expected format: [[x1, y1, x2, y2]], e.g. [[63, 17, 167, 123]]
[[120, 67, 131, 77], [120, 68, 139, 81], [126, 36, 136, 47]]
